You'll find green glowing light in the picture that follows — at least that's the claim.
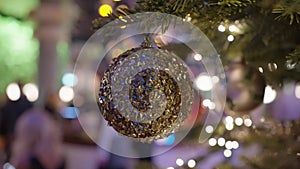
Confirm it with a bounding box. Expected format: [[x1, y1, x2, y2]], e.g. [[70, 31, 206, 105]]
[[0, 0, 39, 18], [0, 16, 39, 96]]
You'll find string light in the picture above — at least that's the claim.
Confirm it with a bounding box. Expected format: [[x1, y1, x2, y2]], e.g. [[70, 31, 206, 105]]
[[217, 137, 226, 147], [208, 138, 217, 146], [232, 141, 239, 149], [223, 149, 232, 158], [263, 85, 277, 104], [225, 141, 233, 149], [258, 67, 264, 73], [228, 25, 238, 32], [176, 158, 184, 166], [235, 117, 243, 126], [225, 116, 234, 124], [225, 122, 234, 130], [244, 118, 252, 127], [218, 25, 226, 32], [187, 159, 196, 168], [227, 35, 234, 42]]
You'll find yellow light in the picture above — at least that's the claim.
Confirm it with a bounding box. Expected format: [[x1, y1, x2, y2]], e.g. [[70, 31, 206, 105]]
[[98, 4, 113, 17], [120, 25, 126, 29]]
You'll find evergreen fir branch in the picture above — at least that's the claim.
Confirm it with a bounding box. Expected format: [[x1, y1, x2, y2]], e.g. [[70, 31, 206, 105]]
[[272, 0, 300, 24]]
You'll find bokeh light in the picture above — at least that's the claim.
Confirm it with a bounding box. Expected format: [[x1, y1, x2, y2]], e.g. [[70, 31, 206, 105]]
[[208, 138, 217, 146], [195, 75, 213, 91], [98, 4, 113, 17], [22, 83, 38, 102], [6, 83, 21, 101], [263, 85, 277, 104], [187, 159, 196, 168], [176, 158, 184, 166], [59, 86, 74, 102], [223, 149, 232, 158], [62, 73, 78, 87], [218, 25, 226, 32]]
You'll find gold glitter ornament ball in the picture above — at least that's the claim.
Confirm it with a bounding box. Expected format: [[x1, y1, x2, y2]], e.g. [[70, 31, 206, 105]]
[[98, 44, 194, 142]]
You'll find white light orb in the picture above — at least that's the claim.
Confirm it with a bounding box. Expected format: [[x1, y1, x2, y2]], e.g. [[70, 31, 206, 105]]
[[59, 86, 74, 102], [217, 137, 226, 147], [187, 159, 196, 168], [195, 75, 213, 91], [235, 117, 243, 126], [208, 138, 217, 146], [223, 149, 232, 158], [22, 83, 39, 102], [193, 53, 202, 61], [227, 35, 234, 42], [205, 125, 214, 134], [263, 85, 277, 104], [176, 158, 184, 166], [6, 83, 21, 101], [244, 118, 252, 127], [218, 25, 226, 32]]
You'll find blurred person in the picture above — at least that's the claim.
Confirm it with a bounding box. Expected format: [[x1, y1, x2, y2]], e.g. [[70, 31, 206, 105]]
[[0, 91, 33, 162], [10, 108, 65, 169]]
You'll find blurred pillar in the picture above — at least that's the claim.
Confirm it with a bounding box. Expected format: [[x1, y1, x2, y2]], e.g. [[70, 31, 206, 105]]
[[32, 0, 78, 107]]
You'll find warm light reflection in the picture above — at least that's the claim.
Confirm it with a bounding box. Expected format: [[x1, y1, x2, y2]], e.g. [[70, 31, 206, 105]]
[[6, 83, 21, 101], [229, 25, 238, 32], [98, 4, 112, 17]]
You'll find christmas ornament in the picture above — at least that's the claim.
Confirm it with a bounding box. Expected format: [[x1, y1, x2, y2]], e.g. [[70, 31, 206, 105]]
[[98, 39, 194, 142], [225, 63, 266, 114]]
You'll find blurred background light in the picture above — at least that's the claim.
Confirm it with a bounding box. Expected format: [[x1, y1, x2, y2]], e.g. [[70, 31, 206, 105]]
[[6, 83, 21, 101], [62, 73, 78, 87], [98, 4, 113, 17], [59, 86, 74, 102], [22, 83, 38, 102], [195, 75, 213, 91], [61, 106, 80, 119], [263, 85, 277, 104]]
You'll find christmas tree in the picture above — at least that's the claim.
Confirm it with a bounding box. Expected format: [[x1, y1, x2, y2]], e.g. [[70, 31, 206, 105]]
[[93, 0, 300, 168]]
